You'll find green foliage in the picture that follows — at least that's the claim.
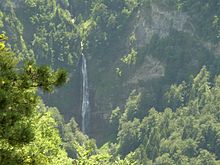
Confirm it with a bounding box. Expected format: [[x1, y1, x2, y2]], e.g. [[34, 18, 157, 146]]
[[0, 35, 70, 164], [0, 0, 80, 65], [148, 31, 213, 83], [110, 107, 121, 128], [120, 90, 141, 121], [79, 18, 96, 42], [73, 141, 111, 165], [2, 1, 220, 164], [22, 102, 72, 165], [108, 67, 220, 163], [121, 48, 137, 65], [165, 82, 187, 109]]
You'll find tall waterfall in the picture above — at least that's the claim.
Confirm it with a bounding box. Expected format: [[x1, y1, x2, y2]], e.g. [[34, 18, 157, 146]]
[[81, 54, 90, 134]]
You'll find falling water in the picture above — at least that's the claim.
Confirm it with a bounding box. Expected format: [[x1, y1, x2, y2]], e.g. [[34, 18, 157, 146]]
[[81, 53, 90, 134]]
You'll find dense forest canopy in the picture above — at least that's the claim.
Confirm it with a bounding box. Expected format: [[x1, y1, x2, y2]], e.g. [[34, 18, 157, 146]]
[[1, 0, 220, 164]]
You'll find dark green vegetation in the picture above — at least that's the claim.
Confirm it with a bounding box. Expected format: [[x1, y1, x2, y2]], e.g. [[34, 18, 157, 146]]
[[1, 0, 220, 164], [0, 34, 71, 164], [109, 67, 220, 164]]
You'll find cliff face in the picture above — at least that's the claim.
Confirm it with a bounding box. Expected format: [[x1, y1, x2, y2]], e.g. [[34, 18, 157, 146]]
[[1, 0, 220, 143], [136, 3, 189, 46]]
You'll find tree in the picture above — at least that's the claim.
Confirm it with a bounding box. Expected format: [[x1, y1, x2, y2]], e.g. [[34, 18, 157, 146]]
[[0, 34, 70, 164], [72, 141, 110, 165], [112, 66, 220, 164]]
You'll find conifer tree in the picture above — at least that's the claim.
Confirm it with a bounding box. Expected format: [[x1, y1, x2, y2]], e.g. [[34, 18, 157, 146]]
[[0, 34, 71, 164]]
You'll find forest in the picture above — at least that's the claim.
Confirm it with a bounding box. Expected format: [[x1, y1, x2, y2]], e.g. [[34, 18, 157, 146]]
[[1, 0, 220, 164]]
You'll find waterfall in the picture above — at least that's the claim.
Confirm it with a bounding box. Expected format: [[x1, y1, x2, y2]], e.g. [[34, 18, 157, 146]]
[[81, 54, 90, 134]]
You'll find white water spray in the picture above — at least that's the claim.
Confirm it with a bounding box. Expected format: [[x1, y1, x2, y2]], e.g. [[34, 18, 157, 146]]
[[81, 42, 90, 134]]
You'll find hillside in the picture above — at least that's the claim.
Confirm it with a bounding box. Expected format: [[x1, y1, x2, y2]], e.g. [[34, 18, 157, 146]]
[[2, 0, 220, 164], [1, 0, 220, 147]]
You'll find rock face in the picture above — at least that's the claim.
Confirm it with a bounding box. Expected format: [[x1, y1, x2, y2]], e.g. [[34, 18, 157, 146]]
[[128, 56, 164, 84], [136, 2, 189, 47]]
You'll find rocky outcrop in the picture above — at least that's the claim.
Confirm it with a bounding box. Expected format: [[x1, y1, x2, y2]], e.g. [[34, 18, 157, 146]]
[[135, 2, 190, 47], [128, 56, 164, 84]]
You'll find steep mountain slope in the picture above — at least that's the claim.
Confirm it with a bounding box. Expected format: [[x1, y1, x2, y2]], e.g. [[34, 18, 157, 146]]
[[86, 0, 220, 141], [1, 0, 220, 143]]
